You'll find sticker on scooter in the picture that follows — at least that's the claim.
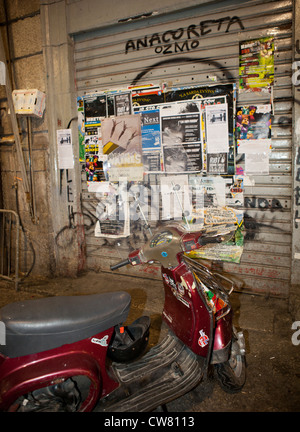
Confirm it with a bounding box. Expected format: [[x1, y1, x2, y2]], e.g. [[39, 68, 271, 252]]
[[91, 336, 109, 347], [176, 282, 185, 296], [198, 330, 209, 348], [163, 273, 189, 308]]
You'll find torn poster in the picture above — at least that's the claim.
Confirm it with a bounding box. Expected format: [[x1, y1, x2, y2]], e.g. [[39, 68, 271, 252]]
[[245, 152, 269, 175], [94, 180, 130, 238], [238, 138, 271, 155], [237, 138, 271, 175], [101, 114, 143, 181]]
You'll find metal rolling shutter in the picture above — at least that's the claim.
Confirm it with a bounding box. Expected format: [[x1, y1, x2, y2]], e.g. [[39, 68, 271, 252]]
[[73, 0, 293, 297]]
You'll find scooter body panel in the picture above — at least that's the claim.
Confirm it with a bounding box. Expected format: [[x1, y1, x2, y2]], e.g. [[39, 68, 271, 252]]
[[161, 262, 212, 358], [0, 327, 118, 412]]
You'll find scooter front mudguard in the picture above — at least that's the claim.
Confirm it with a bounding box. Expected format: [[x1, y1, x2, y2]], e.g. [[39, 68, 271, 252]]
[[0, 328, 118, 412], [211, 309, 233, 364]]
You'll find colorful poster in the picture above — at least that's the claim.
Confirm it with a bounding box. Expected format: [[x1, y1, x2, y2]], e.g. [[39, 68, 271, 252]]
[[139, 109, 161, 172], [140, 109, 161, 151], [131, 84, 164, 107], [85, 153, 107, 183], [236, 104, 272, 175], [77, 97, 85, 162], [239, 37, 274, 92], [236, 105, 272, 141]]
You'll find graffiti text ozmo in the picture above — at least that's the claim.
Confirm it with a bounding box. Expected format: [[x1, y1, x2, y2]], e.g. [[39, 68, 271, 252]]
[[125, 16, 245, 55]]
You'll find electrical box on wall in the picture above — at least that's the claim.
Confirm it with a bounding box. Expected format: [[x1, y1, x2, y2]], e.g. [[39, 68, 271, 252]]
[[12, 89, 46, 118]]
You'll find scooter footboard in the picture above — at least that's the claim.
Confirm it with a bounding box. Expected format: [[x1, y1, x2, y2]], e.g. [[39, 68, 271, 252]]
[[98, 332, 204, 412]]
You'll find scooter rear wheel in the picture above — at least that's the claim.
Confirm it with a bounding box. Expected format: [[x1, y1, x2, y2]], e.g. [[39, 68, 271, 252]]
[[214, 338, 246, 393], [8, 376, 90, 412]]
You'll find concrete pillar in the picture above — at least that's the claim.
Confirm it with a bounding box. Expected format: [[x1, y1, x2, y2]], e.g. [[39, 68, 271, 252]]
[[40, 0, 85, 276]]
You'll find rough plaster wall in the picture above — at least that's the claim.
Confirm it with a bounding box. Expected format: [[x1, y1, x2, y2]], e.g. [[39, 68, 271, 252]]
[[0, 0, 54, 278]]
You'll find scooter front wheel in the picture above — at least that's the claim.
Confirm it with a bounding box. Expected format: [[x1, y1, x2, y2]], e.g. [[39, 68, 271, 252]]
[[214, 337, 246, 393]]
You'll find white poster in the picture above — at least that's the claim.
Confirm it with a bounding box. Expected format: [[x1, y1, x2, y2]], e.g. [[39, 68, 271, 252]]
[[238, 138, 271, 154], [245, 152, 269, 174], [205, 103, 229, 153], [57, 129, 74, 169]]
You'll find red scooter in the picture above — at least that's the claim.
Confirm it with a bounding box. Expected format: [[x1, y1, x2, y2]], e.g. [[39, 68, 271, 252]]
[[0, 223, 245, 412]]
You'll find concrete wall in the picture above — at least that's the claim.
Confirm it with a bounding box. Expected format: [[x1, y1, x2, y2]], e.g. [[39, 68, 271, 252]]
[[0, 0, 56, 278]]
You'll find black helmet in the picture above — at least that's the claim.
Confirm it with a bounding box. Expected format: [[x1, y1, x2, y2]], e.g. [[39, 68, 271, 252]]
[[107, 316, 150, 362]]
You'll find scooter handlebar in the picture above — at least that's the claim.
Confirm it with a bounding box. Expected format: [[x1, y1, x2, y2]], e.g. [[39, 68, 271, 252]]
[[110, 258, 131, 271], [198, 235, 223, 246]]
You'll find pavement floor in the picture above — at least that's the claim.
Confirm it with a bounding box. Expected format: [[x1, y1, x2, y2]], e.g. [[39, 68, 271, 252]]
[[0, 270, 299, 413]]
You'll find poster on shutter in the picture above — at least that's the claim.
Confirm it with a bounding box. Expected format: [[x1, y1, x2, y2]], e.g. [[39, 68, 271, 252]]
[[114, 92, 132, 116], [207, 153, 228, 174], [131, 84, 164, 106], [205, 103, 229, 154], [236, 105, 272, 141], [236, 104, 272, 175], [84, 95, 106, 132], [166, 84, 235, 174], [101, 115, 143, 181], [77, 97, 85, 162], [239, 37, 274, 92], [139, 108, 162, 172], [161, 111, 202, 173]]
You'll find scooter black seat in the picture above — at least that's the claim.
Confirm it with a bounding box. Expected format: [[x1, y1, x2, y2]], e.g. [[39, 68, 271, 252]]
[[0, 291, 131, 358]]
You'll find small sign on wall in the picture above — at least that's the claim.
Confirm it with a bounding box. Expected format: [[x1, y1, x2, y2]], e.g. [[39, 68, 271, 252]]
[[57, 129, 74, 169]]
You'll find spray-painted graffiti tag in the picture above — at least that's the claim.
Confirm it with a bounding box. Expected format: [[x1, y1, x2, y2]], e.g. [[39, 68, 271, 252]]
[[125, 16, 244, 55]]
